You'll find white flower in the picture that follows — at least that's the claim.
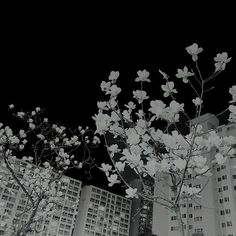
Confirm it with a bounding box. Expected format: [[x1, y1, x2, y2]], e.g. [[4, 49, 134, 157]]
[[133, 90, 149, 103], [19, 129, 26, 138], [192, 97, 203, 106], [43, 118, 48, 122], [101, 81, 111, 92], [125, 187, 138, 198], [93, 113, 112, 134], [17, 112, 25, 118], [229, 105, 236, 114], [125, 101, 136, 110], [99, 163, 112, 176], [115, 162, 125, 172], [215, 153, 227, 165], [108, 144, 120, 157], [43, 162, 50, 168], [107, 174, 120, 187], [31, 111, 36, 116], [109, 85, 121, 97], [176, 66, 194, 83], [173, 158, 186, 171], [9, 104, 14, 109], [121, 149, 142, 168], [97, 101, 108, 111], [186, 43, 203, 61], [29, 123, 36, 130], [161, 82, 177, 97], [214, 52, 231, 71], [126, 128, 140, 145], [135, 70, 150, 83], [108, 71, 120, 83], [35, 107, 41, 112], [229, 85, 236, 103], [149, 100, 166, 119]]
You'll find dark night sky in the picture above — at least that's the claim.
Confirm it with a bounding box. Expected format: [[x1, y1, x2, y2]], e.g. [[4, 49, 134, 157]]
[[1, 7, 235, 194]]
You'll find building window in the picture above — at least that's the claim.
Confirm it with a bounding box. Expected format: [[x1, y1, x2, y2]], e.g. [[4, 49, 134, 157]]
[[220, 210, 225, 215], [219, 188, 222, 192], [224, 197, 230, 202], [189, 214, 193, 218], [232, 174, 236, 179], [222, 222, 226, 228], [225, 209, 231, 214], [195, 228, 203, 233], [194, 216, 202, 222], [222, 175, 227, 180], [226, 221, 232, 227], [223, 186, 228, 191], [194, 205, 202, 210]]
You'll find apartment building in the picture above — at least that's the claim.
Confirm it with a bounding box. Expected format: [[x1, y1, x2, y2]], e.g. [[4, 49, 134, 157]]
[[128, 177, 154, 236], [73, 185, 132, 236], [152, 113, 236, 236], [0, 159, 82, 236]]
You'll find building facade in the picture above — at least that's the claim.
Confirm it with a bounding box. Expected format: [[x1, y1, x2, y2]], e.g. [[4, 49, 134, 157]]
[[152, 114, 236, 236], [0, 159, 82, 236], [73, 185, 132, 236], [128, 177, 154, 236]]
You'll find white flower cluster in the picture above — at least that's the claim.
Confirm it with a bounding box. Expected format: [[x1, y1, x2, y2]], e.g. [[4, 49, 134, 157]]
[[94, 43, 235, 201], [0, 106, 98, 234]]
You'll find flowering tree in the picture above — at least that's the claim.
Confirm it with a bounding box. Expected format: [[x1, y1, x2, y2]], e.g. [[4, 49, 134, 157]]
[[0, 107, 99, 236], [93, 43, 236, 236]]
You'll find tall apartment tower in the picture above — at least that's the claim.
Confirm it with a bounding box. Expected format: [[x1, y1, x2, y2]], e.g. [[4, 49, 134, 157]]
[[152, 113, 236, 236], [0, 159, 82, 236], [73, 185, 132, 236], [129, 177, 154, 236]]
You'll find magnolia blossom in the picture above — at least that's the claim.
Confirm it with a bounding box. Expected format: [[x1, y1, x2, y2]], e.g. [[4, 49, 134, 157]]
[[215, 153, 227, 165], [107, 174, 120, 187], [176, 66, 194, 83], [229, 85, 236, 103], [192, 97, 203, 106], [9, 104, 14, 109], [115, 161, 125, 172], [228, 105, 236, 123], [161, 81, 177, 97], [108, 144, 120, 157], [214, 52, 231, 71], [125, 101, 136, 110], [126, 128, 140, 145], [121, 149, 142, 168], [186, 43, 203, 61], [93, 45, 234, 231], [93, 113, 112, 134], [108, 71, 120, 83], [133, 90, 149, 103], [99, 163, 112, 176], [17, 111, 25, 118], [135, 69, 150, 83], [125, 187, 138, 198], [149, 100, 166, 119]]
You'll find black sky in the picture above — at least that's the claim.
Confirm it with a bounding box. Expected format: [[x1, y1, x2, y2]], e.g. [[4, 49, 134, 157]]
[[1, 7, 235, 194]]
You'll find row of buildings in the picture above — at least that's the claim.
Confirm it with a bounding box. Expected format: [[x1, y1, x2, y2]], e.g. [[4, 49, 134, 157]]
[[0, 113, 236, 236]]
